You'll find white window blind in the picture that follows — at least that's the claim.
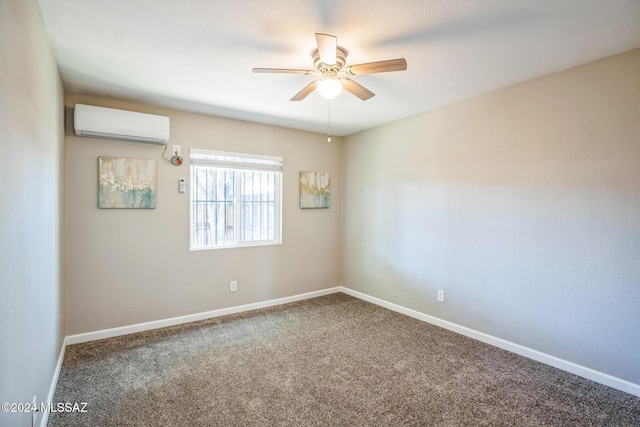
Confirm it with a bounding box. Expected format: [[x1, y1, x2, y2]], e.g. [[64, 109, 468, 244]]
[[190, 149, 283, 171]]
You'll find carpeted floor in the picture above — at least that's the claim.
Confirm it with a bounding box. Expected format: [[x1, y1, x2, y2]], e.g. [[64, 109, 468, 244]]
[[49, 293, 640, 426]]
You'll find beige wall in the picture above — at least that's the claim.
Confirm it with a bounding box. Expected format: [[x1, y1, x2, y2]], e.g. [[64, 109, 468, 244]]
[[0, 0, 65, 425], [342, 49, 640, 385], [64, 94, 342, 335]]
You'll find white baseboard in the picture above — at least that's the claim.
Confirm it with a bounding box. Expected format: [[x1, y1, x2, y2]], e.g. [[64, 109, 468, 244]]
[[66, 287, 341, 345], [39, 338, 67, 427], [58, 285, 639, 400], [339, 286, 640, 398]]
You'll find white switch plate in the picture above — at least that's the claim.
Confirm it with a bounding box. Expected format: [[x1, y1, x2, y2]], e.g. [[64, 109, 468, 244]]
[[230, 280, 237, 292], [437, 290, 445, 303]]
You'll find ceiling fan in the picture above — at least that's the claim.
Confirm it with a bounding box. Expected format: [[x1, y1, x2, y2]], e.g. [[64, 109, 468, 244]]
[[253, 33, 407, 101]]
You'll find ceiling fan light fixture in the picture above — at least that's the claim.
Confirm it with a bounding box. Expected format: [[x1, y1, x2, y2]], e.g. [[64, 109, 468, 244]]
[[317, 78, 342, 99]]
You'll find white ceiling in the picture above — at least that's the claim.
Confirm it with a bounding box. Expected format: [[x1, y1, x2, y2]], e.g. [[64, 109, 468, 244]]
[[38, 0, 640, 136]]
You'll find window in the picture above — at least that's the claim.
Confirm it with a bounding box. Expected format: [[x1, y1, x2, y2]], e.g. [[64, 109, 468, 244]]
[[190, 148, 282, 250]]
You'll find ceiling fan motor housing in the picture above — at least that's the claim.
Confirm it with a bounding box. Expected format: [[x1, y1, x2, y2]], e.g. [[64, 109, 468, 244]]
[[313, 46, 347, 72]]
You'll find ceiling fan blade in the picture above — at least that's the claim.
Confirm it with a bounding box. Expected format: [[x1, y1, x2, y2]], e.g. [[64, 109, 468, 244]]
[[290, 80, 319, 101], [341, 78, 375, 101], [253, 68, 314, 74], [346, 58, 407, 75], [315, 33, 337, 65]]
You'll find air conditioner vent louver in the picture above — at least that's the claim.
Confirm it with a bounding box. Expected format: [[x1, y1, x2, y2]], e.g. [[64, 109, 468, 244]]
[[73, 104, 170, 144]]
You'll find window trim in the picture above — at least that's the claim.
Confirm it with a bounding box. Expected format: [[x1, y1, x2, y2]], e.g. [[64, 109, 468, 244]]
[[189, 148, 283, 251]]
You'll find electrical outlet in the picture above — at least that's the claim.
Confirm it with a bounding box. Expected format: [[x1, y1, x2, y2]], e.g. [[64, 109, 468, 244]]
[[437, 290, 445, 303], [230, 280, 237, 293], [172, 144, 181, 157]]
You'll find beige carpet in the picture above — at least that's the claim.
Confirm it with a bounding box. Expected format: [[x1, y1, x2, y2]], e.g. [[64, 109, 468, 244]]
[[49, 293, 640, 426]]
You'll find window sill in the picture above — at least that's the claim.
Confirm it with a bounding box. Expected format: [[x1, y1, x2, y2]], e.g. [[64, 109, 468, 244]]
[[190, 240, 282, 251]]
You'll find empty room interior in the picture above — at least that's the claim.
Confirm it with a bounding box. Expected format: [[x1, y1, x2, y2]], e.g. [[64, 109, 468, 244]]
[[2, 0, 640, 426]]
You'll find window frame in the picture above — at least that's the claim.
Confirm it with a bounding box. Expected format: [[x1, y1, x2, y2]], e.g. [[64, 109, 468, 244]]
[[189, 148, 283, 251]]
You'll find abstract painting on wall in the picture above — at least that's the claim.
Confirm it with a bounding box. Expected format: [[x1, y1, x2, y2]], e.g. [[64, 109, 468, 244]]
[[300, 171, 330, 208], [98, 156, 157, 209]]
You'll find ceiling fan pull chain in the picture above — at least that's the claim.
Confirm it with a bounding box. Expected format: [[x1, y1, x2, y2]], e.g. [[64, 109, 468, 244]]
[[327, 101, 332, 143]]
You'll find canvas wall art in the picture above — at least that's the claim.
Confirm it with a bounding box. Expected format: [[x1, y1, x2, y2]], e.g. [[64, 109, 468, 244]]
[[300, 171, 330, 208], [98, 156, 157, 208]]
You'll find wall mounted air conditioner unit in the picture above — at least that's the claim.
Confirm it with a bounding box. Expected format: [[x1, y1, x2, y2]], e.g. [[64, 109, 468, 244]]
[[73, 104, 170, 144]]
